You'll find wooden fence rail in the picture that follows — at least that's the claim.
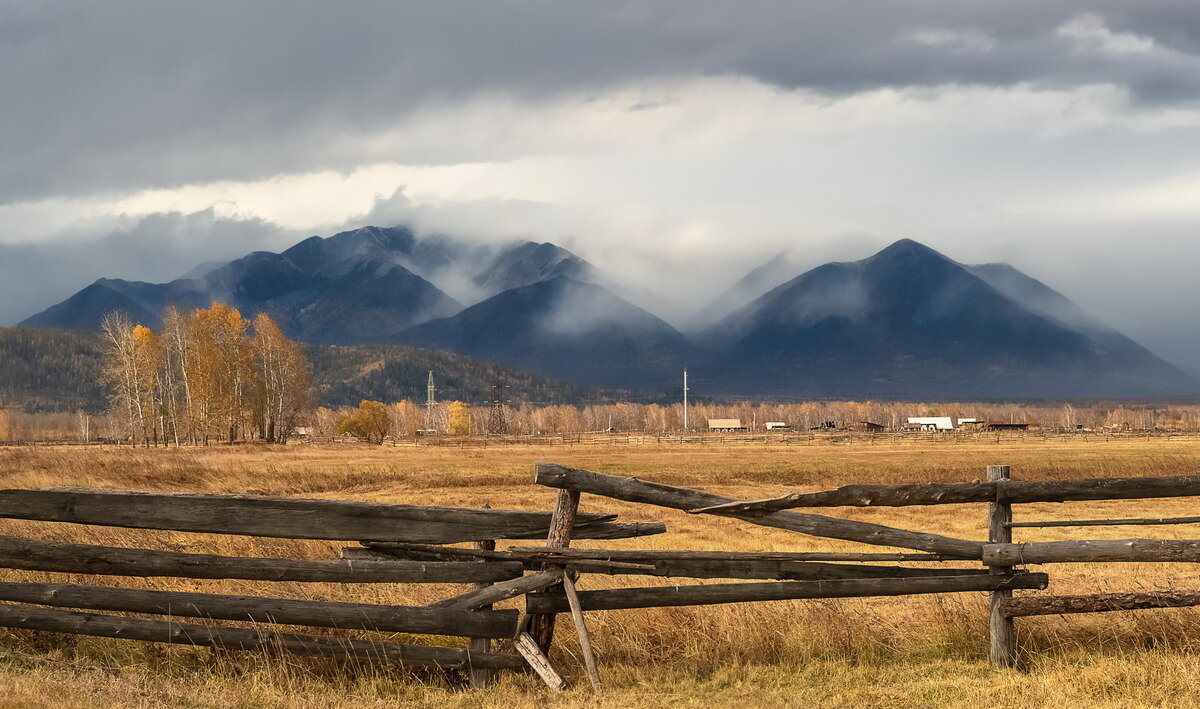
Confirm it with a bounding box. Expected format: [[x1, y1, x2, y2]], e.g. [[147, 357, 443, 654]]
[[1007, 516, 1200, 528], [525, 573, 1048, 613], [0, 488, 653, 542], [0, 534, 525, 582], [535, 463, 983, 557], [349, 544, 986, 581], [0, 603, 526, 669], [688, 475, 1200, 514], [503, 546, 957, 562], [0, 582, 519, 637], [1003, 591, 1200, 617], [983, 540, 1200, 565]]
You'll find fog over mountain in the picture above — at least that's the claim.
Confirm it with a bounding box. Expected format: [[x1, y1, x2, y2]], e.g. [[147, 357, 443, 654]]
[[702, 239, 1196, 398], [22, 228, 1198, 399]]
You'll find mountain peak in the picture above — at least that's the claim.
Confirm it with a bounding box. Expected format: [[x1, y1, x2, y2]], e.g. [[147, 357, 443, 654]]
[[870, 238, 949, 262], [472, 240, 599, 297], [703, 237, 1199, 398]]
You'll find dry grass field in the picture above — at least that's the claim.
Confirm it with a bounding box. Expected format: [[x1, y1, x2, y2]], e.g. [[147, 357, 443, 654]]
[[1, 437, 1200, 707]]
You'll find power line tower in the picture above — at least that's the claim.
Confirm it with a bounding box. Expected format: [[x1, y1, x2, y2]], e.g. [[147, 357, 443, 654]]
[[424, 370, 437, 432], [487, 376, 508, 435], [682, 368, 689, 431]]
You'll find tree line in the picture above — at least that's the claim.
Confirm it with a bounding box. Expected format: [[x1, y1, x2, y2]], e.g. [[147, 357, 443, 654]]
[[100, 304, 313, 445], [6, 395, 1200, 444], [308, 398, 1200, 439]]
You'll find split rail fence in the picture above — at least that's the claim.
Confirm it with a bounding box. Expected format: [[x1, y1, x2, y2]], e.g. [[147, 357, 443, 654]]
[[2, 464, 1200, 690]]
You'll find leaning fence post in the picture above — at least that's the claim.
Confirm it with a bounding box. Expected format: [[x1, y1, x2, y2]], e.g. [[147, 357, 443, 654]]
[[987, 464, 1015, 668], [528, 488, 579, 654]]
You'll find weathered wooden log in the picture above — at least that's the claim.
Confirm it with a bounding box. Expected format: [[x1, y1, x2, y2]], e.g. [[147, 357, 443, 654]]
[[1003, 591, 1200, 617], [469, 534, 497, 688], [525, 573, 1048, 613], [0, 488, 627, 542], [987, 465, 1015, 669], [427, 569, 565, 610], [349, 546, 977, 580], [535, 464, 983, 557], [505, 521, 667, 540], [0, 581, 517, 637], [607, 559, 987, 580], [562, 574, 602, 691], [0, 535, 524, 582], [690, 483, 994, 514], [513, 631, 566, 691], [688, 474, 1200, 514], [353, 544, 656, 572], [999, 476, 1200, 504], [506, 547, 956, 563], [1008, 516, 1200, 529], [0, 602, 525, 669], [530, 489, 579, 653], [984, 540, 1200, 565]]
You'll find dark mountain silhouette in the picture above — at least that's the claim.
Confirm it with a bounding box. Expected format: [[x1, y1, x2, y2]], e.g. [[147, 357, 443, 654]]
[[19, 228, 1200, 398], [21, 279, 192, 331], [473, 241, 601, 297], [702, 239, 1199, 398], [402, 275, 698, 386], [22, 227, 462, 342]]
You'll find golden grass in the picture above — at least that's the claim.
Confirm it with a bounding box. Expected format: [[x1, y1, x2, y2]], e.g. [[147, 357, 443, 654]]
[[0, 438, 1200, 707]]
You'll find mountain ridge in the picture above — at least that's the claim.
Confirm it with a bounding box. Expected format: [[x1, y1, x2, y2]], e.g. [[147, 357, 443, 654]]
[[702, 239, 1197, 398], [20, 230, 1199, 398]]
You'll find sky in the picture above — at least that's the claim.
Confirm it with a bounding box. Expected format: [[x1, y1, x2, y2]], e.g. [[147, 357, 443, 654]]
[[3, 1, 1200, 369]]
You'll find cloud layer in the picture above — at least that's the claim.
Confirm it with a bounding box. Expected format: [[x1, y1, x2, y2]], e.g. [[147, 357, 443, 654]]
[[4, 2, 1200, 372]]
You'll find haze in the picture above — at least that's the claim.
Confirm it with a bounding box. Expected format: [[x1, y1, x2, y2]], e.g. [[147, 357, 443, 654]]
[[3, 2, 1200, 370]]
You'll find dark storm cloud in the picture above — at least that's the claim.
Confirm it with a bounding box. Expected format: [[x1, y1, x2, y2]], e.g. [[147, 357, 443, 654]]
[[3, 1, 1199, 206]]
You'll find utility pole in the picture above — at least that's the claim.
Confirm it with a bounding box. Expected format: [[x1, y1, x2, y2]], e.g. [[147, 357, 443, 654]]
[[682, 369, 689, 431], [425, 370, 436, 432], [487, 375, 508, 435]]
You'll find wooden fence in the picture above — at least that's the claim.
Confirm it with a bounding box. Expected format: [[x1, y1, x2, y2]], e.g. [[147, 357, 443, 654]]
[[669, 463, 1200, 668], [0, 487, 667, 687], [5, 464, 1200, 690]]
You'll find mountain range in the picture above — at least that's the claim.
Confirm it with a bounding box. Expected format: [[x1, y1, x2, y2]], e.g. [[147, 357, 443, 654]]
[[21, 227, 1200, 399]]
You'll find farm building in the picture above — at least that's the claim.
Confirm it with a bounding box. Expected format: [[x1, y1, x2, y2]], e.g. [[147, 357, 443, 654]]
[[707, 418, 748, 432], [846, 421, 886, 432], [982, 422, 1031, 431], [764, 422, 791, 430], [906, 417, 955, 431]]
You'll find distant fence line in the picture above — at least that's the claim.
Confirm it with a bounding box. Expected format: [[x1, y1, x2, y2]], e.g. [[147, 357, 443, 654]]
[[362, 429, 1200, 447], [4, 428, 1199, 448]]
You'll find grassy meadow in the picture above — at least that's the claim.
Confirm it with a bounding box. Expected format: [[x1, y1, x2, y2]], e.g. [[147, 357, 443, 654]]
[[1, 437, 1200, 707]]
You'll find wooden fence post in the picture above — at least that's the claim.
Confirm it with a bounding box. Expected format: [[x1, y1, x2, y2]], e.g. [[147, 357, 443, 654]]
[[529, 489, 579, 654], [468, 504, 496, 689], [987, 464, 1015, 668]]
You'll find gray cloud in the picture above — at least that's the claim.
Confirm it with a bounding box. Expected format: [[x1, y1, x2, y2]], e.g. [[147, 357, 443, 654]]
[[3, 1, 1200, 205], [5, 1, 1200, 378], [0, 209, 294, 324]]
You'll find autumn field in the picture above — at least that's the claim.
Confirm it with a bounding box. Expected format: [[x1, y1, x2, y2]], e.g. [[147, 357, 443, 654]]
[[2, 438, 1200, 707]]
